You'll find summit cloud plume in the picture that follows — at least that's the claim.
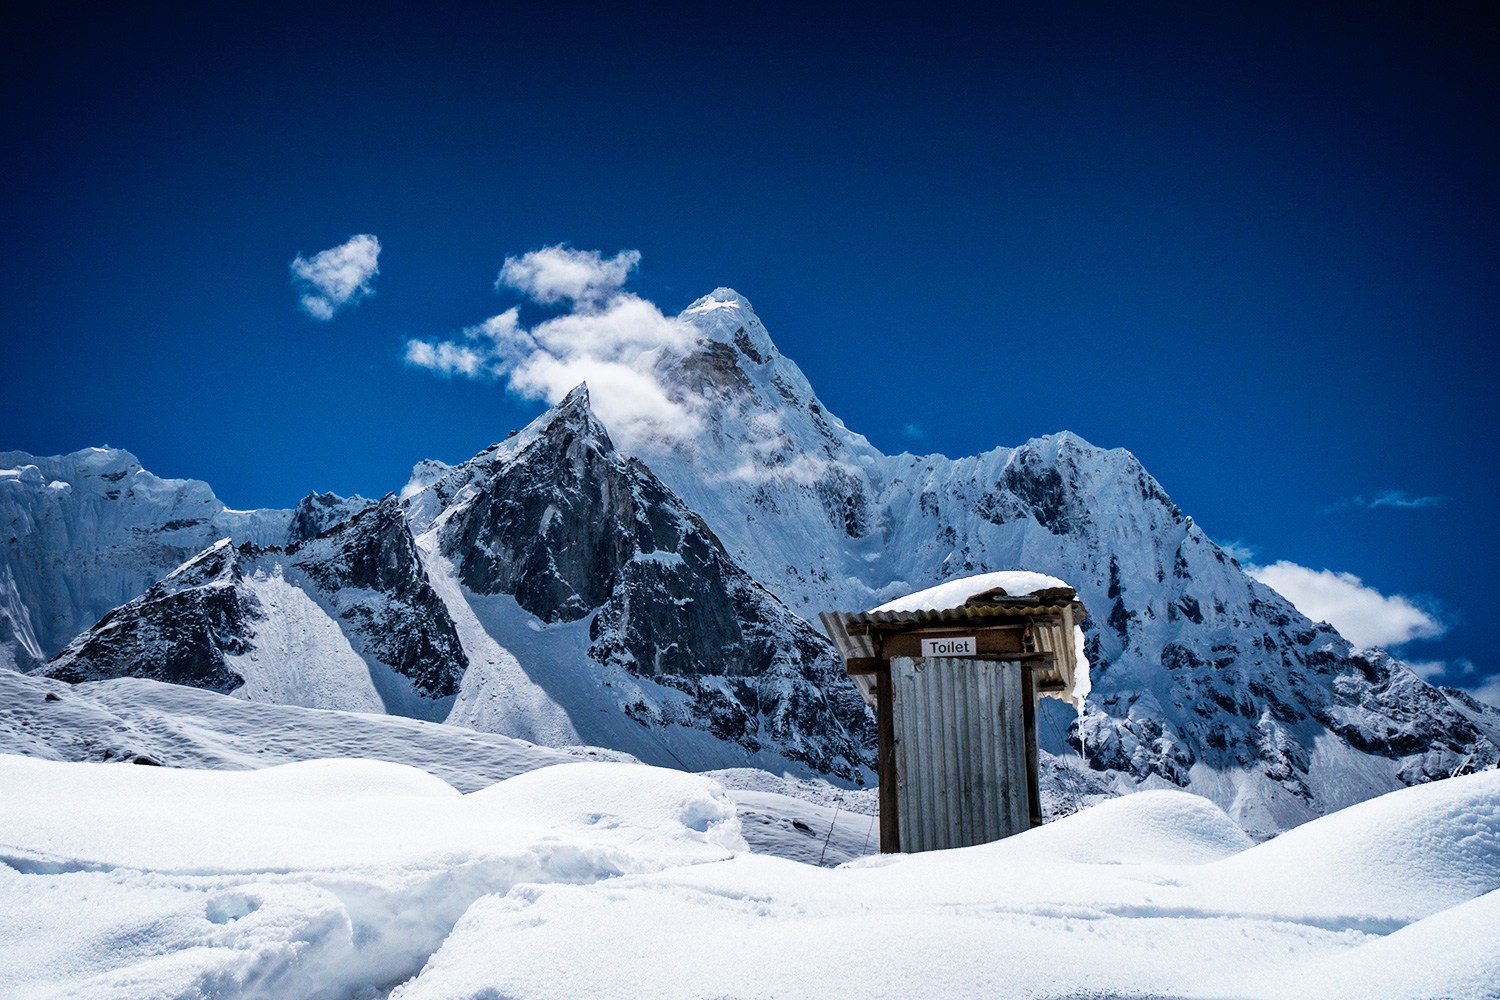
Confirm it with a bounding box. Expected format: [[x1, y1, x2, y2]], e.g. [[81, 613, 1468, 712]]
[[405, 246, 702, 445]]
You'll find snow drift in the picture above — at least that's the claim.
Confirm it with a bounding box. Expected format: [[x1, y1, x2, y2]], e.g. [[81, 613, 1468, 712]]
[[0, 755, 741, 1000], [1, 754, 1495, 999]]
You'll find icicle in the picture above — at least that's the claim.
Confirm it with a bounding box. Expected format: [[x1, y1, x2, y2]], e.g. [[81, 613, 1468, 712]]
[[1071, 624, 1091, 769]]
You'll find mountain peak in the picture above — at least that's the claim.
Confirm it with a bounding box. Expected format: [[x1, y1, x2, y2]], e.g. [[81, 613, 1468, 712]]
[[679, 289, 780, 367], [682, 287, 755, 316], [462, 382, 613, 473], [558, 382, 591, 412], [160, 538, 242, 592], [542, 382, 610, 445], [289, 491, 374, 543], [0, 446, 144, 486], [1017, 430, 1144, 471]]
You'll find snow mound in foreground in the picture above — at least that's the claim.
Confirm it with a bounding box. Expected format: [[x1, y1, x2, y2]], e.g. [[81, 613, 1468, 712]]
[[1001, 787, 1255, 865], [1, 755, 744, 873], [1197, 762, 1500, 925], [3, 758, 1496, 1000], [393, 771, 1500, 1000], [0, 755, 741, 1000]]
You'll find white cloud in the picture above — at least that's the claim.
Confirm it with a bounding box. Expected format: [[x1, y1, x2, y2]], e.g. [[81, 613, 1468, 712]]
[[1469, 675, 1500, 710], [403, 339, 485, 378], [291, 234, 381, 320], [1323, 490, 1444, 513], [1399, 658, 1483, 691], [1248, 560, 1445, 649], [726, 451, 856, 486], [496, 246, 641, 306], [405, 246, 702, 446], [902, 423, 924, 440]]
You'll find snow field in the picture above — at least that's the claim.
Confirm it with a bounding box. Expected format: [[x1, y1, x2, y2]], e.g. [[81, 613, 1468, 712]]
[[4, 756, 1497, 998], [415, 528, 580, 747], [0, 756, 742, 1000], [393, 771, 1500, 1000], [0, 670, 600, 789], [228, 565, 387, 713]]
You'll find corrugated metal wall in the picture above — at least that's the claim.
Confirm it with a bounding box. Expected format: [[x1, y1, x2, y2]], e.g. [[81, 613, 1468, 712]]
[[891, 656, 1030, 852]]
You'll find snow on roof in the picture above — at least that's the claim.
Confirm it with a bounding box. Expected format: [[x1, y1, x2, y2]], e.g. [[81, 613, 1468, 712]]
[[870, 570, 1074, 614]]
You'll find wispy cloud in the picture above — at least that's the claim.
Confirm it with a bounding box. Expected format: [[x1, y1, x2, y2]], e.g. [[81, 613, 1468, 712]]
[[1322, 490, 1445, 514], [1470, 675, 1500, 710], [1248, 560, 1444, 649], [1216, 539, 1258, 565], [1401, 659, 1448, 681], [1406, 659, 1488, 699], [403, 339, 487, 378], [291, 234, 381, 321], [902, 423, 924, 441], [406, 246, 701, 446]]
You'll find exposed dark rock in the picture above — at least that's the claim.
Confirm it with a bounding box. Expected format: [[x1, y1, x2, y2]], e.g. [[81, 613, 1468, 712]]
[[291, 496, 467, 699], [815, 468, 869, 538], [288, 491, 374, 543], [439, 393, 651, 620], [1106, 557, 1136, 644], [38, 543, 257, 692], [431, 385, 876, 779], [733, 326, 767, 364], [675, 341, 754, 400], [1001, 454, 1073, 535]]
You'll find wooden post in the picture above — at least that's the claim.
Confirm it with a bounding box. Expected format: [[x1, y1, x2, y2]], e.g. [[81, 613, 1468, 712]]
[[875, 658, 900, 852], [1022, 666, 1043, 828]]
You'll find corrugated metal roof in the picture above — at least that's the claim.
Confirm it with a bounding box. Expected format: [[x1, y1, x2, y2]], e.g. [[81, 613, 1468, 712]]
[[821, 591, 1088, 710], [846, 602, 1080, 626], [843, 597, 1083, 628]]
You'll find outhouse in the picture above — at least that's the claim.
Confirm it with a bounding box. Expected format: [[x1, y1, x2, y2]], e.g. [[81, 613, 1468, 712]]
[[821, 571, 1089, 854]]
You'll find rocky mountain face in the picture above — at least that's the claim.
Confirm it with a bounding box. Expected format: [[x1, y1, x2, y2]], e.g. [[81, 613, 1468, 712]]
[[43, 539, 259, 692], [284, 494, 470, 705], [289, 490, 374, 543], [404, 385, 874, 779], [5, 290, 1498, 834], [36, 495, 470, 716]]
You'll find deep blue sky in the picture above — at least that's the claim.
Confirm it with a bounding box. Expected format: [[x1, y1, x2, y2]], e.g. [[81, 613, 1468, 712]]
[[3, 3, 1496, 694]]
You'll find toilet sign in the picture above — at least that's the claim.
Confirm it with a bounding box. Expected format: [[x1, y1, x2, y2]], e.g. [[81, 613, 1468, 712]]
[[919, 636, 977, 658]]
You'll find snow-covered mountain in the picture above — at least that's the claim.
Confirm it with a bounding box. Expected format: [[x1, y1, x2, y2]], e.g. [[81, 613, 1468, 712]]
[[634, 289, 1500, 834], [0, 449, 291, 671], [5, 289, 1497, 835], [39, 493, 470, 717], [13, 386, 875, 781]]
